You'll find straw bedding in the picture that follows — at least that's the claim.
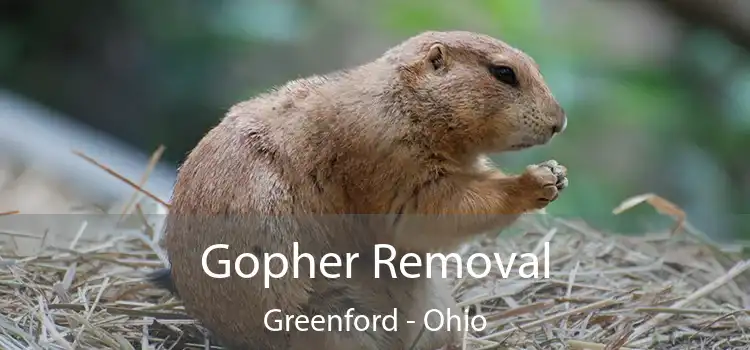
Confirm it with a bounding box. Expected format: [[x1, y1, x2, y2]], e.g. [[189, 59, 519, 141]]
[[1, 166, 749, 349]]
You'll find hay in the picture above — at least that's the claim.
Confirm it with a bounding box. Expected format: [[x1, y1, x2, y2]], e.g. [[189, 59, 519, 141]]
[[2, 153, 750, 349]]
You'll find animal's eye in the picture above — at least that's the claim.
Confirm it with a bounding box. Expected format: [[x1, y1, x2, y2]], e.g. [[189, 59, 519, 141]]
[[489, 65, 518, 87]]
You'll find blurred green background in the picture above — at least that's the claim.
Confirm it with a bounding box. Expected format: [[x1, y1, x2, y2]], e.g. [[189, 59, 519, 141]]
[[1, 0, 748, 241]]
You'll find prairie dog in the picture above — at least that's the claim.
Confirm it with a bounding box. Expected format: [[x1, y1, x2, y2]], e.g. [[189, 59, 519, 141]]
[[150, 30, 568, 350]]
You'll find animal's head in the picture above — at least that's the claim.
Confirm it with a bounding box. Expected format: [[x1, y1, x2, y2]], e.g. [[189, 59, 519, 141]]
[[383, 31, 567, 154]]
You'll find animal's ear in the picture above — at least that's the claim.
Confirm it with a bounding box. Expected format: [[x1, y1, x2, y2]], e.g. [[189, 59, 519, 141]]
[[424, 43, 449, 71]]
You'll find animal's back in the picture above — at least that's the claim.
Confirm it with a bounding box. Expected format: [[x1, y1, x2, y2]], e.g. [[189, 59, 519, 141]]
[[165, 83, 314, 348], [162, 75, 392, 349]]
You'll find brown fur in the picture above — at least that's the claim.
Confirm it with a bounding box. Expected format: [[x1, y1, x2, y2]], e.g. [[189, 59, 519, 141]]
[[158, 31, 568, 350]]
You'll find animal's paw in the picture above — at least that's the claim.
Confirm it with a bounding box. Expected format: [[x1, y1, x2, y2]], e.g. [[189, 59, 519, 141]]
[[518, 159, 567, 209]]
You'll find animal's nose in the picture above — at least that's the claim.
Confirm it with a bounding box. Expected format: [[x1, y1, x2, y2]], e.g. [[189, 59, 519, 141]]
[[552, 114, 567, 135]]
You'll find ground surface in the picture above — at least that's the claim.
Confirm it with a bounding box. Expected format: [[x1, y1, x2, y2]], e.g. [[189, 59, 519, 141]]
[[2, 204, 749, 350]]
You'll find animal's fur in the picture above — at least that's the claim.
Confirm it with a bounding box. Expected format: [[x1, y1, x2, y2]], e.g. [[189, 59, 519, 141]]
[[153, 31, 568, 350]]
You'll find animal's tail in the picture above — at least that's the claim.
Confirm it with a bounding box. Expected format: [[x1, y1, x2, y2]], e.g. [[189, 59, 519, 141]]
[[147, 267, 179, 297]]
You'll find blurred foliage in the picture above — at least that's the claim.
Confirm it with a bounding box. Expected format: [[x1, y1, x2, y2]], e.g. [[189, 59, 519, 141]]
[[0, 0, 748, 240]]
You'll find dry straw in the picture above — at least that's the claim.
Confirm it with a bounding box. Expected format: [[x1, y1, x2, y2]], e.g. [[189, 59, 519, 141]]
[[1, 149, 749, 349]]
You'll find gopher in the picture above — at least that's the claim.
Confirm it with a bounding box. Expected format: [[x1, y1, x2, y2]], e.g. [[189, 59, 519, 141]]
[[150, 30, 568, 350]]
